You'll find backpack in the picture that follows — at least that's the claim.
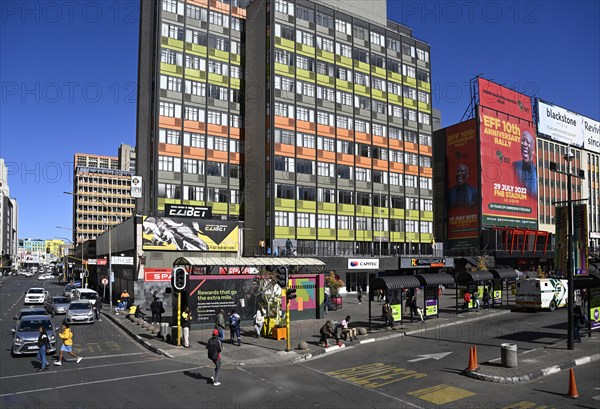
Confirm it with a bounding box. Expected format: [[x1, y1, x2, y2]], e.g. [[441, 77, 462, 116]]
[[229, 314, 239, 328]]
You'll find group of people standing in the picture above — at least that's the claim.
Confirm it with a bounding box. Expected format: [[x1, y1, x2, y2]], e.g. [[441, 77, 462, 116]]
[[462, 288, 493, 312]]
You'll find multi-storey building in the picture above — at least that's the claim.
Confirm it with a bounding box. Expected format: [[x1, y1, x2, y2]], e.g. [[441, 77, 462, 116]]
[[137, 0, 434, 261], [44, 239, 66, 259], [72, 148, 136, 243], [1, 158, 18, 272], [119, 143, 137, 172]]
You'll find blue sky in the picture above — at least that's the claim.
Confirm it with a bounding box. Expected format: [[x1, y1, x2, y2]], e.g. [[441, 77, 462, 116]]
[[1, 0, 599, 240]]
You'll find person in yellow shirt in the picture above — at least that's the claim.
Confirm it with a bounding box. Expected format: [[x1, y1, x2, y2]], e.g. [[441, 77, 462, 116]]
[[54, 323, 82, 366]]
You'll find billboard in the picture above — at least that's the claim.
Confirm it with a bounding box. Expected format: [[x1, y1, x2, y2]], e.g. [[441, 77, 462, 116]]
[[446, 119, 479, 248], [479, 107, 538, 228], [478, 78, 532, 122], [142, 216, 239, 252], [582, 116, 600, 154], [573, 204, 589, 276], [554, 206, 568, 277], [536, 99, 583, 147]]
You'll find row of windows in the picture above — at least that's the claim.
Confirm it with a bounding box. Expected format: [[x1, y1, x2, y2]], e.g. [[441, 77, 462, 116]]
[[159, 102, 241, 127], [76, 177, 131, 186], [158, 183, 240, 203], [274, 210, 433, 233], [274, 48, 430, 83], [162, 23, 243, 55], [161, 49, 243, 78], [274, 0, 430, 63], [162, 0, 244, 31], [274, 127, 431, 147], [159, 129, 243, 153], [158, 156, 242, 178], [160, 75, 243, 103]]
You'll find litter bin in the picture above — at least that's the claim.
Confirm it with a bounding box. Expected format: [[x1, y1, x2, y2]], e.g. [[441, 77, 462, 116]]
[[501, 343, 518, 368], [159, 323, 170, 340]]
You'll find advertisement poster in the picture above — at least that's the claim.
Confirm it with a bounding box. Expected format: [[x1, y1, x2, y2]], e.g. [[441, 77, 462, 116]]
[[573, 204, 589, 276], [446, 119, 480, 249], [478, 78, 532, 122], [188, 275, 260, 323], [142, 216, 238, 252], [536, 99, 583, 147], [391, 303, 402, 322], [582, 116, 600, 154], [554, 206, 568, 277], [590, 288, 600, 330], [479, 107, 538, 229]]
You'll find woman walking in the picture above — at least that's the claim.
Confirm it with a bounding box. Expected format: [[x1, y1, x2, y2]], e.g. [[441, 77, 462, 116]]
[[36, 326, 50, 371]]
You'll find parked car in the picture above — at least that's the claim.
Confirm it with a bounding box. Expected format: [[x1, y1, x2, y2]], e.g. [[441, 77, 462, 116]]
[[44, 296, 71, 315], [12, 315, 57, 356], [63, 282, 82, 298], [24, 288, 49, 304], [65, 301, 95, 324]]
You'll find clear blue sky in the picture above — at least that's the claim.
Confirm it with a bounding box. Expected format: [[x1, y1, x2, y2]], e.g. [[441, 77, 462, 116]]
[[1, 1, 599, 240]]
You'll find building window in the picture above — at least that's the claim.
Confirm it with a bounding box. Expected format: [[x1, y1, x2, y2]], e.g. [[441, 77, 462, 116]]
[[416, 48, 429, 62], [296, 159, 314, 175], [317, 136, 335, 152], [316, 11, 333, 29], [335, 19, 351, 35], [317, 36, 334, 52], [162, 23, 184, 40], [184, 80, 205, 96], [276, 184, 295, 199], [275, 211, 295, 227], [317, 162, 334, 177], [318, 188, 335, 203], [355, 168, 371, 182], [183, 132, 205, 148], [337, 215, 353, 230], [274, 156, 295, 172], [159, 102, 181, 118], [297, 187, 316, 201], [158, 156, 181, 172], [186, 29, 207, 46], [318, 214, 334, 228], [370, 31, 385, 47], [183, 159, 199, 174], [159, 129, 181, 145]]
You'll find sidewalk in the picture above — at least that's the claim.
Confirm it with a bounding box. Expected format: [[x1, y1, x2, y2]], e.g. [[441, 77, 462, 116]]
[[103, 290, 599, 382]]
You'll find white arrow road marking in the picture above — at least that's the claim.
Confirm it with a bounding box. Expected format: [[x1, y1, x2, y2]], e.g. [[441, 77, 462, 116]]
[[592, 387, 600, 401], [408, 352, 453, 362]]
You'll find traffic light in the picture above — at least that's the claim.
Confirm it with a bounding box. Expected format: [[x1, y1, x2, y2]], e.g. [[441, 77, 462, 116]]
[[173, 267, 187, 291], [276, 266, 288, 288], [287, 288, 297, 300]]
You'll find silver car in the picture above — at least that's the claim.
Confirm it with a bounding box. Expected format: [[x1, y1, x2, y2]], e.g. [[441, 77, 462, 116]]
[[44, 296, 71, 315], [66, 301, 95, 324], [12, 315, 57, 356]]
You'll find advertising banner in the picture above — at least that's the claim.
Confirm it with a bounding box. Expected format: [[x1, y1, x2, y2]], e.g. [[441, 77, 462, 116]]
[[446, 119, 479, 249], [391, 303, 402, 322], [479, 107, 538, 228], [582, 116, 600, 154], [131, 176, 143, 198], [142, 216, 239, 252], [573, 204, 589, 276], [536, 99, 583, 147], [554, 206, 568, 276], [478, 78, 532, 122], [144, 268, 172, 282], [590, 288, 600, 330], [424, 287, 437, 317]]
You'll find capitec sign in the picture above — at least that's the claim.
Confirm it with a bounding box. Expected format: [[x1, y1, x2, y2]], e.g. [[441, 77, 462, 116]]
[[165, 204, 212, 219], [347, 259, 380, 270]]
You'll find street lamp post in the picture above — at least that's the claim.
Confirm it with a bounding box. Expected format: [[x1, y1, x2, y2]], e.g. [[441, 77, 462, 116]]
[[565, 150, 575, 351]]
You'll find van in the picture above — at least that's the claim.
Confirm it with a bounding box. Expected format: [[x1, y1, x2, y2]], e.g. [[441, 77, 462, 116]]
[[72, 289, 99, 305], [516, 278, 568, 311]]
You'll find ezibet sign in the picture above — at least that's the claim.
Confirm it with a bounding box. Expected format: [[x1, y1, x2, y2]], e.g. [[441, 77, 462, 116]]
[[401, 258, 454, 268], [347, 259, 380, 269], [165, 204, 212, 219]]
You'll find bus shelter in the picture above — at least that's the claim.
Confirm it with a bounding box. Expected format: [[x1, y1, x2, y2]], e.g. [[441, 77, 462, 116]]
[[489, 267, 518, 307], [369, 275, 420, 330], [455, 271, 495, 314], [414, 273, 455, 320], [574, 271, 600, 336]]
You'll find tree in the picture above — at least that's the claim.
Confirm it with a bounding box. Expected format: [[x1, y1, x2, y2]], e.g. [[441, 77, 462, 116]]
[[252, 269, 283, 326], [325, 271, 344, 296]]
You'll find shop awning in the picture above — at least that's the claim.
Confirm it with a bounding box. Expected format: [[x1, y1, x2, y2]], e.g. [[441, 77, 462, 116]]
[[173, 256, 325, 267], [370, 275, 420, 291], [415, 273, 455, 287], [489, 268, 518, 281], [455, 271, 494, 285]]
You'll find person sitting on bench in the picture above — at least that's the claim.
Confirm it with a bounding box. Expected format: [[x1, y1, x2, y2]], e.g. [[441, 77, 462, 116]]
[[339, 316, 357, 341]]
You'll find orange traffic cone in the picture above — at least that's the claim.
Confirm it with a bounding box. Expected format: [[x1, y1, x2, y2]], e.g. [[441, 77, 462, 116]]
[[466, 346, 478, 371], [472, 345, 479, 370], [565, 368, 579, 399]]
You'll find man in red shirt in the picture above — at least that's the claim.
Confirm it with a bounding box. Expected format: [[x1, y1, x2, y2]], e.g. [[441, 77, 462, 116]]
[[462, 291, 471, 313]]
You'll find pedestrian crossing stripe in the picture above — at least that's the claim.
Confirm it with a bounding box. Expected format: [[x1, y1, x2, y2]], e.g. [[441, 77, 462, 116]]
[[407, 384, 475, 405], [326, 363, 427, 389]]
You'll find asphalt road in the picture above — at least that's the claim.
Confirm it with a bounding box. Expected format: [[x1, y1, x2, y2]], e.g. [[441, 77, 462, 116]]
[[1, 275, 598, 409]]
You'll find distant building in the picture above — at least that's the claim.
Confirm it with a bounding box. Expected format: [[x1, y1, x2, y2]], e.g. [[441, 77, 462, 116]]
[[1, 158, 18, 272], [119, 143, 136, 172]]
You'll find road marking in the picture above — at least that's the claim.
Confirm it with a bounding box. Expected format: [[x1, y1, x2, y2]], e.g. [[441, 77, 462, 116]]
[[326, 363, 427, 389], [407, 352, 452, 362], [407, 384, 475, 405], [501, 402, 549, 409], [0, 365, 204, 398], [593, 387, 600, 401]]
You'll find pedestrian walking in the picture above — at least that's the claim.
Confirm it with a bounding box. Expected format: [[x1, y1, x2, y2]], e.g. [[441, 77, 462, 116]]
[[258, 239, 265, 255], [55, 323, 82, 365], [324, 290, 330, 315], [207, 329, 223, 386], [214, 309, 226, 341], [357, 286, 363, 305], [93, 297, 103, 321], [36, 326, 50, 371], [150, 297, 164, 324], [462, 291, 471, 313], [408, 296, 424, 322], [229, 309, 241, 346], [253, 307, 265, 338], [482, 288, 491, 309], [472, 291, 480, 312], [574, 304, 585, 343], [182, 306, 191, 348]]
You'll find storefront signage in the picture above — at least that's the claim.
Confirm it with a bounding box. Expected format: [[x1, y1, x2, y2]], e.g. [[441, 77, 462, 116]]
[[112, 256, 134, 265], [131, 176, 143, 198], [536, 99, 583, 147], [347, 259, 380, 269], [87, 259, 97, 265], [144, 268, 172, 282], [401, 258, 454, 268], [96, 259, 107, 266], [165, 204, 212, 219]]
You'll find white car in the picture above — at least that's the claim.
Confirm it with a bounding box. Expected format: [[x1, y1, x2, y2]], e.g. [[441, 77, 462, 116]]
[[24, 288, 49, 304]]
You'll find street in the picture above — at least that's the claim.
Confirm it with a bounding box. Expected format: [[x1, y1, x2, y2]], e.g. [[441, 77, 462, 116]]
[[1, 275, 599, 408]]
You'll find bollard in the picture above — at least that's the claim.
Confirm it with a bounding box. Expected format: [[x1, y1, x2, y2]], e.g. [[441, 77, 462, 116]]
[[500, 343, 518, 368]]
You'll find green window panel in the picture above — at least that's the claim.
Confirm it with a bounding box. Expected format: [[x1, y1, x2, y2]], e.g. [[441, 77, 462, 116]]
[[418, 102, 432, 113], [158, 197, 181, 211], [316, 49, 334, 62], [185, 69, 206, 81], [405, 232, 420, 242], [275, 226, 295, 237], [337, 203, 355, 215], [388, 71, 402, 83], [318, 228, 336, 239], [335, 78, 353, 91], [161, 37, 184, 50], [371, 65, 387, 78], [231, 54, 243, 65], [297, 200, 317, 212], [404, 97, 417, 109], [390, 209, 405, 219], [275, 198, 296, 210], [421, 233, 433, 242], [418, 80, 431, 92], [373, 232, 389, 241], [208, 72, 228, 87], [160, 62, 183, 76], [372, 89, 388, 101], [317, 202, 336, 213], [354, 60, 370, 74], [354, 84, 370, 97], [355, 231, 374, 241], [356, 205, 372, 216], [316, 74, 334, 87], [338, 230, 356, 241], [296, 68, 315, 82], [229, 204, 240, 216], [275, 37, 295, 52], [211, 202, 228, 214], [275, 62, 295, 78], [209, 48, 229, 63], [187, 43, 208, 56], [388, 94, 402, 105], [406, 210, 420, 219], [335, 54, 353, 69], [375, 207, 389, 218], [296, 227, 317, 239], [404, 76, 417, 87], [297, 43, 315, 57], [421, 211, 434, 221], [391, 232, 405, 242], [230, 78, 241, 89], [182, 199, 207, 206]]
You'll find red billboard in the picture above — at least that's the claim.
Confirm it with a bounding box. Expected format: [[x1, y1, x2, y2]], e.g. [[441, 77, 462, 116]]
[[479, 107, 538, 228], [478, 78, 532, 122], [446, 119, 480, 249]]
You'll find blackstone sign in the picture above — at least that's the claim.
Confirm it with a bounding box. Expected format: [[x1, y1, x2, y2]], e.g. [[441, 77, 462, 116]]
[[347, 259, 380, 269]]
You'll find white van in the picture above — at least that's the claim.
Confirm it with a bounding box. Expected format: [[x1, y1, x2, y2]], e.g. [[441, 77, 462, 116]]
[[516, 278, 568, 311], [71, 289, 99, 305]]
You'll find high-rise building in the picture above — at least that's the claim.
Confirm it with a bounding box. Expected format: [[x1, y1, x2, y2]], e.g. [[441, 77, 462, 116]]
[[136, 0, 434, 259], [119, 143, 137, 172], [1, 158, 18, 273]]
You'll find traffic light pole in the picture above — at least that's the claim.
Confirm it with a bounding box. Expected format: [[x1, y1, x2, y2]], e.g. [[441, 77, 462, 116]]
[[177, 291, 181, 347], [286, 279, 291, 352]]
